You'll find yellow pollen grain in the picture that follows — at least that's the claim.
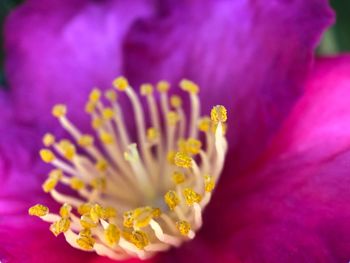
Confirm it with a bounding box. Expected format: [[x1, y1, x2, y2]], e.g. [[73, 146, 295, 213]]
[[40, 149, 56, 163], [179, 138, 201, 155], [42, 133, 55, 147], [77, 231, 95, 251], [170, 95, 182, 108], [59, 140, 76, 160], [102, 108, 115, 120], [172, 171, 185, 184], [105, 89, 117, 102], [28, 204, 49, 217], [167, 151, 176, 165], [85, 101, 96, 113], [89, 88, 101, 103], [95, 159, 108, 172], [147, 127, 158, 141], [183, 188, 202, 206], [133, 207, 154, 228], [59, 204, 72, 218], [92, 117, 104, 129], [78, 203, 93, 216], [152, 208, 161, 218], [130, 230, 149, 249], [164, 190, 180, 210], [104, 224, 120, 247], [140, 84, 153, 95], [100, 132, 114, 144], [179, 79, 199, 94], [90, 177, 106, 191], [42, 177, 59, 193], [157, 80, 170, 92], [52, 104, 67, 118], [174, 152, 192, 168], [204, 175, 215, 192], [50, 217, 70, 237], [70, 177, 85, 191], [113, 76, 129, 91], [176, 220, 191, 236], [123, 211, 135, 228], [49, 169, 63, 180], [198, 116, 211, 132], [211, 105, 227, 123], [80, 214, 98, 228], [78, 135, 94, 147], [167, 111, 179, 126]]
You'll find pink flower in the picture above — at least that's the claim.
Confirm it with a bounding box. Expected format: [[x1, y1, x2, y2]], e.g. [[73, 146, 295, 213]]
[[2, 0, 349, 262]]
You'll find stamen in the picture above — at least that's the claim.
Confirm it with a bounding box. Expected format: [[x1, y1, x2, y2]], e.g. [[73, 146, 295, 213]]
[[29, 77, 228, 260]]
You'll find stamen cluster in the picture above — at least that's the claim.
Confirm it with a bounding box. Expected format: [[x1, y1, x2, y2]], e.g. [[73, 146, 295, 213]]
[[29, 77, 228, 260]]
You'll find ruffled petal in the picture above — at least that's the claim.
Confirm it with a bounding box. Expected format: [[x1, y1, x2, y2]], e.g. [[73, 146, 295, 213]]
[[201, 55, 350, 262], [4, 0, 153, 127], [124, 0, 333, 171]]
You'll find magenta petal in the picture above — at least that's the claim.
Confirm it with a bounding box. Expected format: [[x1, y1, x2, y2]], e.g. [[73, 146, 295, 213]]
[[124, 0, 333, 171], [4, 0, 153, 127], [204, 55, 350, 262]]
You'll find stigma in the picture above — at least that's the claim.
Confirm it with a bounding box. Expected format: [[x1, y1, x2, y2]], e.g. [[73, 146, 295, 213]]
[[29, 77, 228, 260]]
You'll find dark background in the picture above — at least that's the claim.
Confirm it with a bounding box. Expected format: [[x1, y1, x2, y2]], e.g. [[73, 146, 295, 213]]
[[0, 0, 349, 88]]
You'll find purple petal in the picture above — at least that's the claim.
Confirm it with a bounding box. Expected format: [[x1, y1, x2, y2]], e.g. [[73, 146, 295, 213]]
[[201, 55, 350, 262], [124, 0, 334, 171], [4, 0, 153, 127]]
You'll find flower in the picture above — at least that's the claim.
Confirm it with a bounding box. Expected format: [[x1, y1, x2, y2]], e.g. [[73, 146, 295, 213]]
[[2, 0, 349, 262]]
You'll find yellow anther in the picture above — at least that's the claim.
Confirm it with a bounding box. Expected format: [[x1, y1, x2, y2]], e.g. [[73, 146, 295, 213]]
[[152, 208, 161, 218], [210, 105, 227, 123], [90, 177, 106, 191], [70, 177, 85, 191], [100, 132, 114, 144], [59, 204, 72, 218], [50, 218, 70, 237], [133, 207, 154, 228], [178, 138, 202, 155], [130, 230, 149, 249], [42, 133, 55, 147], [183, 188, 202, 206], [176, 220, 191, 236], [102, 108, 115, 120], [42, 177, 59, 193], [167, 151, 176, 165], [146, 127, 158, 141], [172, 171, 185, 184], [157, 80, 170, 92], [198, 116, 211, 132], [113, 76, 129, 91], [170, 95, 182, 108], [103, 207, 117, 219], [80, 214, 98, 228], [105, 89, 117, 102], [204, 175, 215, 192], [91, 117, 104, 129], [123, 211, 135, 228], [95, 159, 108, 172], [78, 203, 92, 215], [174, 152, 192, 168], [39, 149, 56, 163], [140, 84, 153, 95], [164, 190, 180, 210], [89, 88, 101, 103], [179, 79, 199, 94], [52, 104, 67, 118], [59, 139, 76, 160], [28, 204, 49, 217], [78, 135, 94, 147], [85, 101, 96, 113], [77, 230, 95, 251], [104, 224, 120, 247], [90, 204, 104, 223], [167, 111, 179, 126]]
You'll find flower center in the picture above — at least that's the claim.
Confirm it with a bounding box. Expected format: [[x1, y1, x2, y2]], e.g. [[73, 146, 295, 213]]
[[29, 77, 228, 260]]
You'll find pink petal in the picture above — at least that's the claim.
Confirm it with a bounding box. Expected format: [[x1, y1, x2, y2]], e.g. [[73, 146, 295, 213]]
[[124, 0, 333, 171], [4, 0, 153, 127], [202, 55, 350, 262]]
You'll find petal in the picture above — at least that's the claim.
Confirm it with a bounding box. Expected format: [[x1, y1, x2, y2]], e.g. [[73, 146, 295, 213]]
[[204, 55, 350, 262], [4, 0, 153, 127], [124, 0, 334, 171]]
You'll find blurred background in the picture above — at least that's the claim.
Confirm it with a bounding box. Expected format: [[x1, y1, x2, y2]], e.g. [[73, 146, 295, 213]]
[[0, 0, 349, 88]]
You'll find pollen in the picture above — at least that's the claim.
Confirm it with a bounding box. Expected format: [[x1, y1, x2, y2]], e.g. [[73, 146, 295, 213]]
[[30, 77, 228, 260]]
